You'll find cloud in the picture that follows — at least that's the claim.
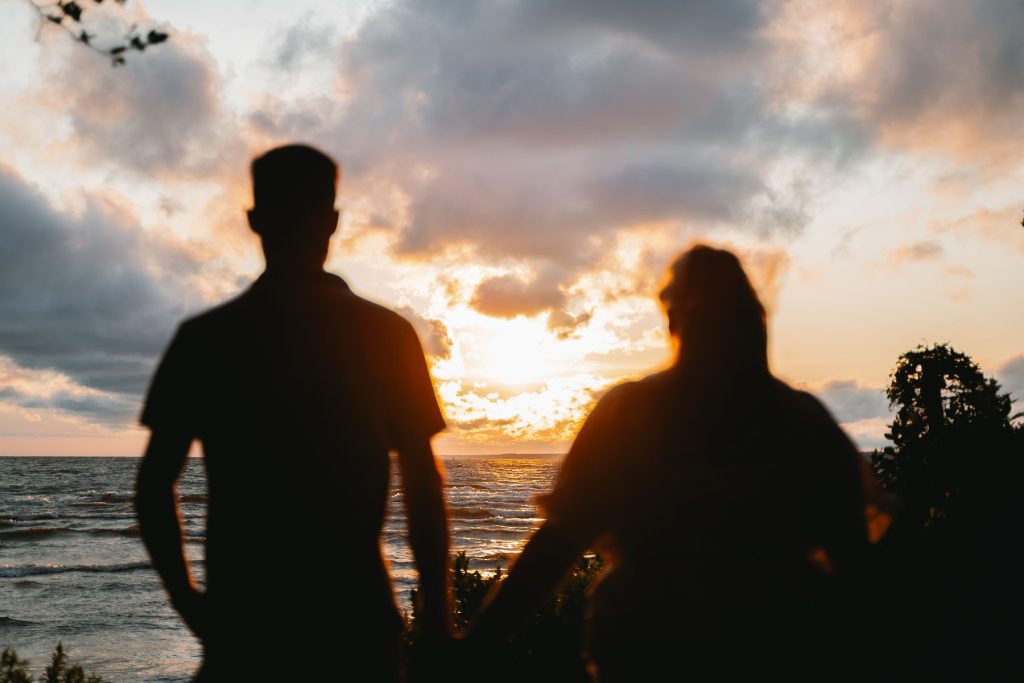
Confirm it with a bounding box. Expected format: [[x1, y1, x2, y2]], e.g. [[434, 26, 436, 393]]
[[996, 354, 1024, 407], [396, 305, 452, 360], [471, 274, 566, 319], [810, 380, 890, 424], [547, 309, 593, 340], [933, 204, 1024, 254], [312, 0, 826, 278], [805, 379, 891, 451], [889, 240, 944, 264], [0, 356, 137, 425], [50, 34, 237, 176], [0, 167, 204, 421], [273, 19, 337, 71], [795, 0, 1024, 163]]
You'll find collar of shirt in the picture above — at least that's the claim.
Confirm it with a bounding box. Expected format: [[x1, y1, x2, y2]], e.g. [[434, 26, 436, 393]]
[[251, 269, 351, 292]]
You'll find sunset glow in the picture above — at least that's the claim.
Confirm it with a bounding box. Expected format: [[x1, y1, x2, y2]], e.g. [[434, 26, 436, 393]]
[[1, 0, 1023, 456]]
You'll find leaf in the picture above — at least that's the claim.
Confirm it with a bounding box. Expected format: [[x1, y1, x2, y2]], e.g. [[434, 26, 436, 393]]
[[129, 35, 146, 51], [146, 30, 169, 45], [47, 14, 65, 24], [109, 45, 127, 55], [61, 1, 85, 23], [112, 55, 126, 66]]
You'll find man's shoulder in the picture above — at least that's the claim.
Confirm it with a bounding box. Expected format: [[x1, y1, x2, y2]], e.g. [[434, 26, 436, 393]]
[[173, 291, 250, 336], [173, 275, 417, 344]]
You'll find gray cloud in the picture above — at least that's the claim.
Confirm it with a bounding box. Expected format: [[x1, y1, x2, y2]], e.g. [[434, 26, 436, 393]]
[[890, 240, 944, 264], [396, 306, 453, 360], [0, 385, 137, 426], [870, 1, 1024, 125], [996, 354, 1024, 409], [274, 19, 337, 71], [0, 167, 203, 417], [811, 380, 890, 424], [821, 0, 1024, 158], [317, 0, 825, 274], [53, 38, 235, 176], [587, 162, 763, 227]]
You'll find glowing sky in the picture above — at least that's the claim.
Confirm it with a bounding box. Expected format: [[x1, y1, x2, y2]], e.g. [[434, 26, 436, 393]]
[[1, 0, 1022, 455]]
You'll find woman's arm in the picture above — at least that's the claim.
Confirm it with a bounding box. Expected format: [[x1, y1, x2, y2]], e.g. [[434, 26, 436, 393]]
[[463, 521, 588, 643]]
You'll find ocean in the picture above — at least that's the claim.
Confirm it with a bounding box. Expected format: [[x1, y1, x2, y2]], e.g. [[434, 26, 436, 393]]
[[0, 455, 560, 681]]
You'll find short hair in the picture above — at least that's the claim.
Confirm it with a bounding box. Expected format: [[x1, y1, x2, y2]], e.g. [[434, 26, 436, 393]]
[[251, 144, 338, 212]]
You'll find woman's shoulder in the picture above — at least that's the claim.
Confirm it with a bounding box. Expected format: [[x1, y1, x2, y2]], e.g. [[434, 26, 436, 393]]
[[592, 370, 677, 414], [770, 380, 842, 426]]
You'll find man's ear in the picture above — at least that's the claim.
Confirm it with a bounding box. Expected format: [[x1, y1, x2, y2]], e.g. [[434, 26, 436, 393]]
[[247, 208, 260, 235], [327, 208, 340, 236]]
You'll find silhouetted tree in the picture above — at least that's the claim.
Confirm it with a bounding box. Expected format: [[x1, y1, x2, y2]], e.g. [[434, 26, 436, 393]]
[[872, 343, 1014, 535], [24, 0, 168, 65], [869, 343, 1023, 678], [0, 648, 33, 683]]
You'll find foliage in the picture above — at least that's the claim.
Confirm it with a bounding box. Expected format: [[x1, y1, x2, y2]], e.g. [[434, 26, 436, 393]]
[[0, 644, 102, 683], [865, 343, 1023, 676], [25, 0, 168, 66], [871, 343, 1016, 536], [406, 551, 602, 683], [1, 649, 33, 683]]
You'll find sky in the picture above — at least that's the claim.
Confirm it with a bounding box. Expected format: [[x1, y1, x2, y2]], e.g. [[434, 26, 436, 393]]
[[0, 0, 1022, 456]]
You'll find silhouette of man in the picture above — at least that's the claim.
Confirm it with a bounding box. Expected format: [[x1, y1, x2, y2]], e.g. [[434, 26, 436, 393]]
[[136, 144, 451, 681]]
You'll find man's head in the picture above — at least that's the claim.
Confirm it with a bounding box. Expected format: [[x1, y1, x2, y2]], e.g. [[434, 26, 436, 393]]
[[247, 144, 341, 270]]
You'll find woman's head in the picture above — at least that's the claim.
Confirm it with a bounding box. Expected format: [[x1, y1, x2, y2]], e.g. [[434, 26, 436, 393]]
[[659, 244, 768, 373]]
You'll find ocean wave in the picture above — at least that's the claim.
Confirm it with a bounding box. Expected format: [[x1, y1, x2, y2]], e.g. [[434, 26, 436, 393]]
[[0, 616, 35, 627], [0, 512, 59, 522], [0, 562, 152, 578], [0, 527, 69, 540], [96, 492, 134, 504], [449, 507, 496, 519], [0, 525, 145, 540]]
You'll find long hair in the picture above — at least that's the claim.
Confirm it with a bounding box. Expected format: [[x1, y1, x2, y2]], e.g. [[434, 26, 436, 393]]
[[659, 245, 768, 377]]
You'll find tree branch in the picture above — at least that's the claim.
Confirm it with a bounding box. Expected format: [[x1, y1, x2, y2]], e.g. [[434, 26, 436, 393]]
[[23, 0, 168, 66]]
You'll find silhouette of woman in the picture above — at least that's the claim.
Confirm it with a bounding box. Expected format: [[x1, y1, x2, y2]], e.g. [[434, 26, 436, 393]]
[[465, 245, 871, 681]]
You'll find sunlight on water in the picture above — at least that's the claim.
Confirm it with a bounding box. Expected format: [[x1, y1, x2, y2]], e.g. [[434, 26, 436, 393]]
[[0, 456, 559, 681]]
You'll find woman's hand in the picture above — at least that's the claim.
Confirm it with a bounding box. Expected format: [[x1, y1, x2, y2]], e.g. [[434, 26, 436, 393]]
[[170, 585, 212, 641]]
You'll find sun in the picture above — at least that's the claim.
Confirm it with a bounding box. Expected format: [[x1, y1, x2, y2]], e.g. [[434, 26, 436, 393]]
[[463, 315, 565, 387]]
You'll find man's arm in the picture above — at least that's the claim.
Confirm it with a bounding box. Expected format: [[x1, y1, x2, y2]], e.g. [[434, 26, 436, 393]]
[[135, 429, 208, 638], [396, 437, 452, 639]]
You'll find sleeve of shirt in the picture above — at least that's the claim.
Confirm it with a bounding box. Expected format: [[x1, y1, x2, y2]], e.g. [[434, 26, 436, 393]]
[[538, 383, 635, 548], [384, 316, 447, 449], [139, 321, 201, 437]]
